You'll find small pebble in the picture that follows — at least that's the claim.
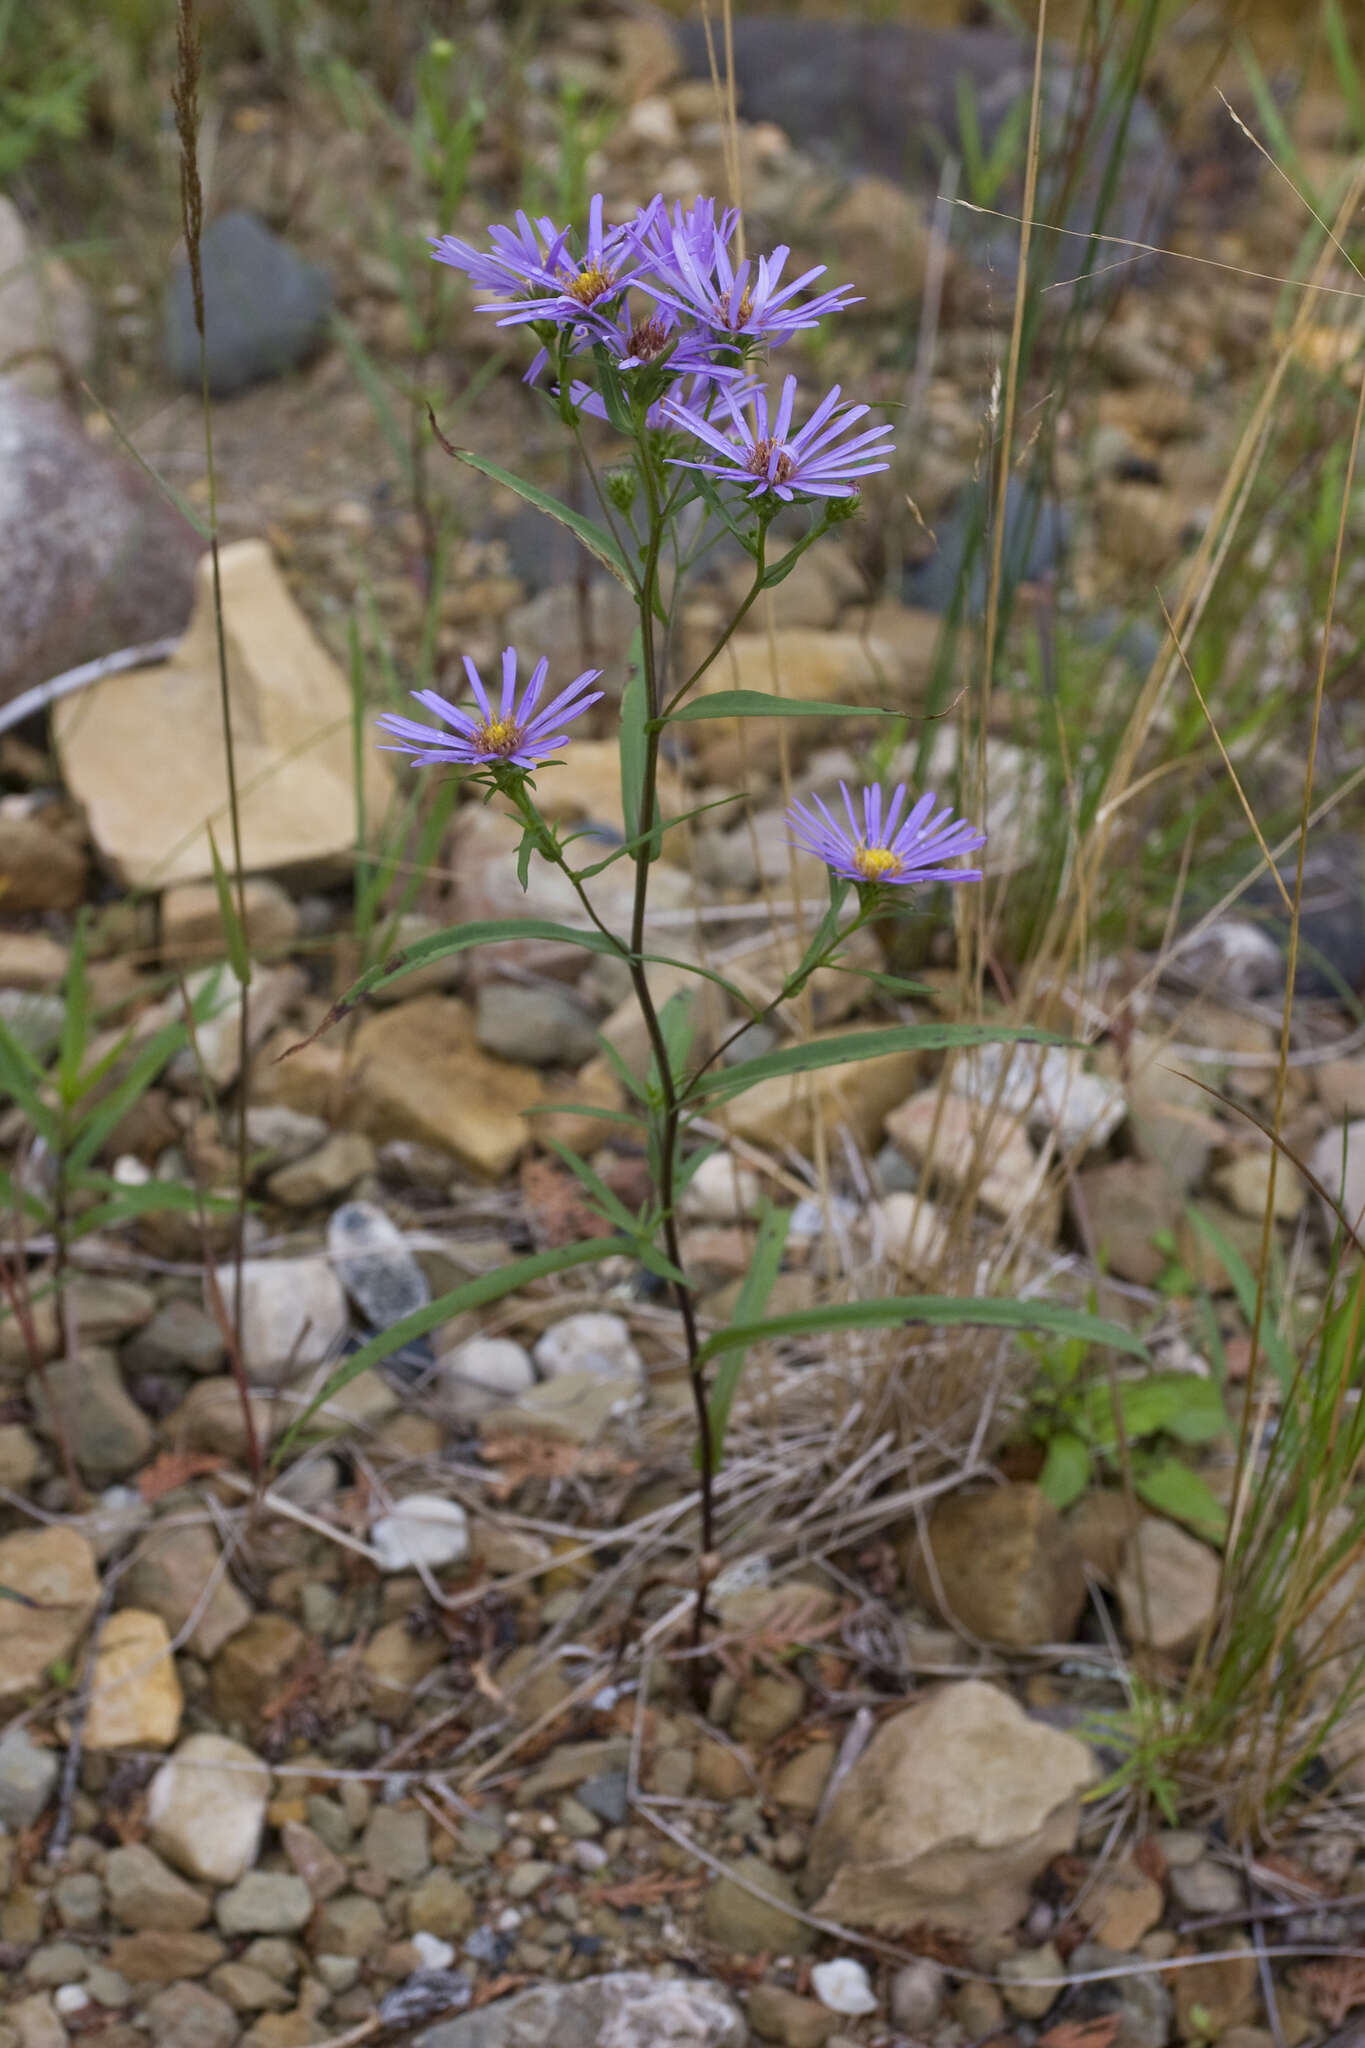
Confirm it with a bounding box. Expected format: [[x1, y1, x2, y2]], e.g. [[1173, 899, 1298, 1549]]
[[812, 1958, 879, 2017], [411, 1931, 455, 1971], [370, 1495, 470, 1573], [53, 1985, 90, 2016]]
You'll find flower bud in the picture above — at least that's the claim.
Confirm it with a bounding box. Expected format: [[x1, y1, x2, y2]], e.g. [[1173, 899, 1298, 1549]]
[[606, 465, 639, 513]]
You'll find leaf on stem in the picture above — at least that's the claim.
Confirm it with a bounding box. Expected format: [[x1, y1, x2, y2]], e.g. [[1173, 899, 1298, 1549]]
[[428, 420, 640, 593], [665, 689, 903, 724], [689, 1022, 1070, 1107], [702, 1199, 792, 1471], [694, 1295, 1149, 1369], [273, 1236, 631, 1461]]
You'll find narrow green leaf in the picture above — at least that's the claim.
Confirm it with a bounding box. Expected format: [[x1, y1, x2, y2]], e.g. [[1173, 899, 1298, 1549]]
[[0, 1014, 56, 1139], [1185, 1205, 1297, 1396], [66, 990, 214, 1174], [69, 1179, 232, 1240], [689, 1023, 1070, 1107], [619, 630, 655, 856], [57, 912, 90, 1103], [274, 1236, 630, 1462], [430, 432, 638, 593], [207, 827, 252, 985], [695, 1295, 1148, 1369], [544, 1138, 646, 1239], [331, 918, 628, 1012], [666, 690, 901, 724], [704, 1200, 792, 1470]]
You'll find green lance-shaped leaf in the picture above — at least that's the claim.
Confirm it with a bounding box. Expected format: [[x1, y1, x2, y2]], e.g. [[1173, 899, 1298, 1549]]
[[703, 1200, 792, 1471], [688, 1023, 1070, 1108], [274, 1237, 631, 1462], [428, 422, 646, 599], [207, 825, 252, 987], [694, 1295, 1149, 1371], [1037, 1430, 1092, 1511], [663, 690, 903, 725], [619, 626, 655, 856]]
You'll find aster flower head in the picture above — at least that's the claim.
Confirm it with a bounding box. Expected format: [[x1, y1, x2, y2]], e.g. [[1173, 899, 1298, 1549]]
[[431, 194, 658, 335], [523, 300, 746, 400], [375, 647, 602, 774], [635, 211, 859, 349], [788, 782, 986, 890], [628, 194, 741, 281], [665, 373, 894, 502]]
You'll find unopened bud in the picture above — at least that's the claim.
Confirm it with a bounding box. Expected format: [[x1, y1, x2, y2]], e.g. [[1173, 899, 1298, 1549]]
[[606, 465, 639, 513]]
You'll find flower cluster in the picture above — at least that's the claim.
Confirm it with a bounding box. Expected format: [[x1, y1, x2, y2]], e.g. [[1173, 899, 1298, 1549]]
[[377, 194, 982, 894], [432, 190, 887, 504]]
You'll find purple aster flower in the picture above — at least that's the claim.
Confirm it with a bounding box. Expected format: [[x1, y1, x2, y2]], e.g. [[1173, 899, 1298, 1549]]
[[787, 782, 986, 887], [375, 647, 602, 772], [432, 195, 658, 335], [635, 213, 858, 347], [628, 194, 741, 281], [664, 374, 894, 500], [523, 301, 746, 395]]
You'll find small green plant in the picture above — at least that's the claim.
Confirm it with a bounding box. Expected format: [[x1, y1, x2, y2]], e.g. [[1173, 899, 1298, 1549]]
[[1019, 1321, 1228, 1540]]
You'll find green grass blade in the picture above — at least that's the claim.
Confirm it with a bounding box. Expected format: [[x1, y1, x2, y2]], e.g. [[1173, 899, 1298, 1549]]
[[665, 690, 900, 724], [695, 1295, 1148, 1369], [704, 1200, 792, 1470], [274, 1236, 630, 1461], [688, 1023, 1070, 1106]]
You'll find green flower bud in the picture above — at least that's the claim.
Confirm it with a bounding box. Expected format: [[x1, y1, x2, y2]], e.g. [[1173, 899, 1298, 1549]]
[[606, 465, 639, 513]]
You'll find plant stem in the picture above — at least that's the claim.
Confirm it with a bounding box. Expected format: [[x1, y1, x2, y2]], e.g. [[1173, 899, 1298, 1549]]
[[632, 441, 715, 1672]]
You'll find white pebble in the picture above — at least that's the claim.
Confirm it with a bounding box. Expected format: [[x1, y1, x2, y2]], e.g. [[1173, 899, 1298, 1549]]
[[533, 1311, 643, 1386], [55, 1985, 91, 2016], [433, 1335, 535, 1421], [411, 1931, 455, 1971], [812, 1958, 879, 2016], [495, 1907, 522, 1933], [680, 1150, 761, 1222], [571, 1840, 608, 1872], [370, 1494, 470, 1573]]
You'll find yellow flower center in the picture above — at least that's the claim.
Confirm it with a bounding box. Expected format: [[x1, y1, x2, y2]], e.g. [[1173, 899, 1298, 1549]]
[[566, 261, 614, 305], [475, 717, 523, 757], [747, 438, 795, 485], [852, 845, 904, 882], [719, 286, 755, 329]]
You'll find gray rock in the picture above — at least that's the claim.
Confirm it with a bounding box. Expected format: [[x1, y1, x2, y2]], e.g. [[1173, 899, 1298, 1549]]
[[164, 210, 331, 395], [124, 1297, 226, 1377], [363, 1804, 431, 1884], [327, 1199, 429, 1336], [475, 980, 601, 1069], [215, 1870, 313, 1936], [1065, 1943, 1173, 2048], [0, 1724, 58, 1829], [577, 1770, 629, 1827], [105, 1844, 211, 1932], [410, 1971, 745, 2047], [0, 382, 202, 708], [211, 1254, 348, 1383], [53, 1872, 104, 1932], [1169, 1857, 1244, 1916], [675, 15, 1175, 288], [700, 1853, 812, 1956], [28, 1347, 152, 1481], [143, 1980, 240, 2048]]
